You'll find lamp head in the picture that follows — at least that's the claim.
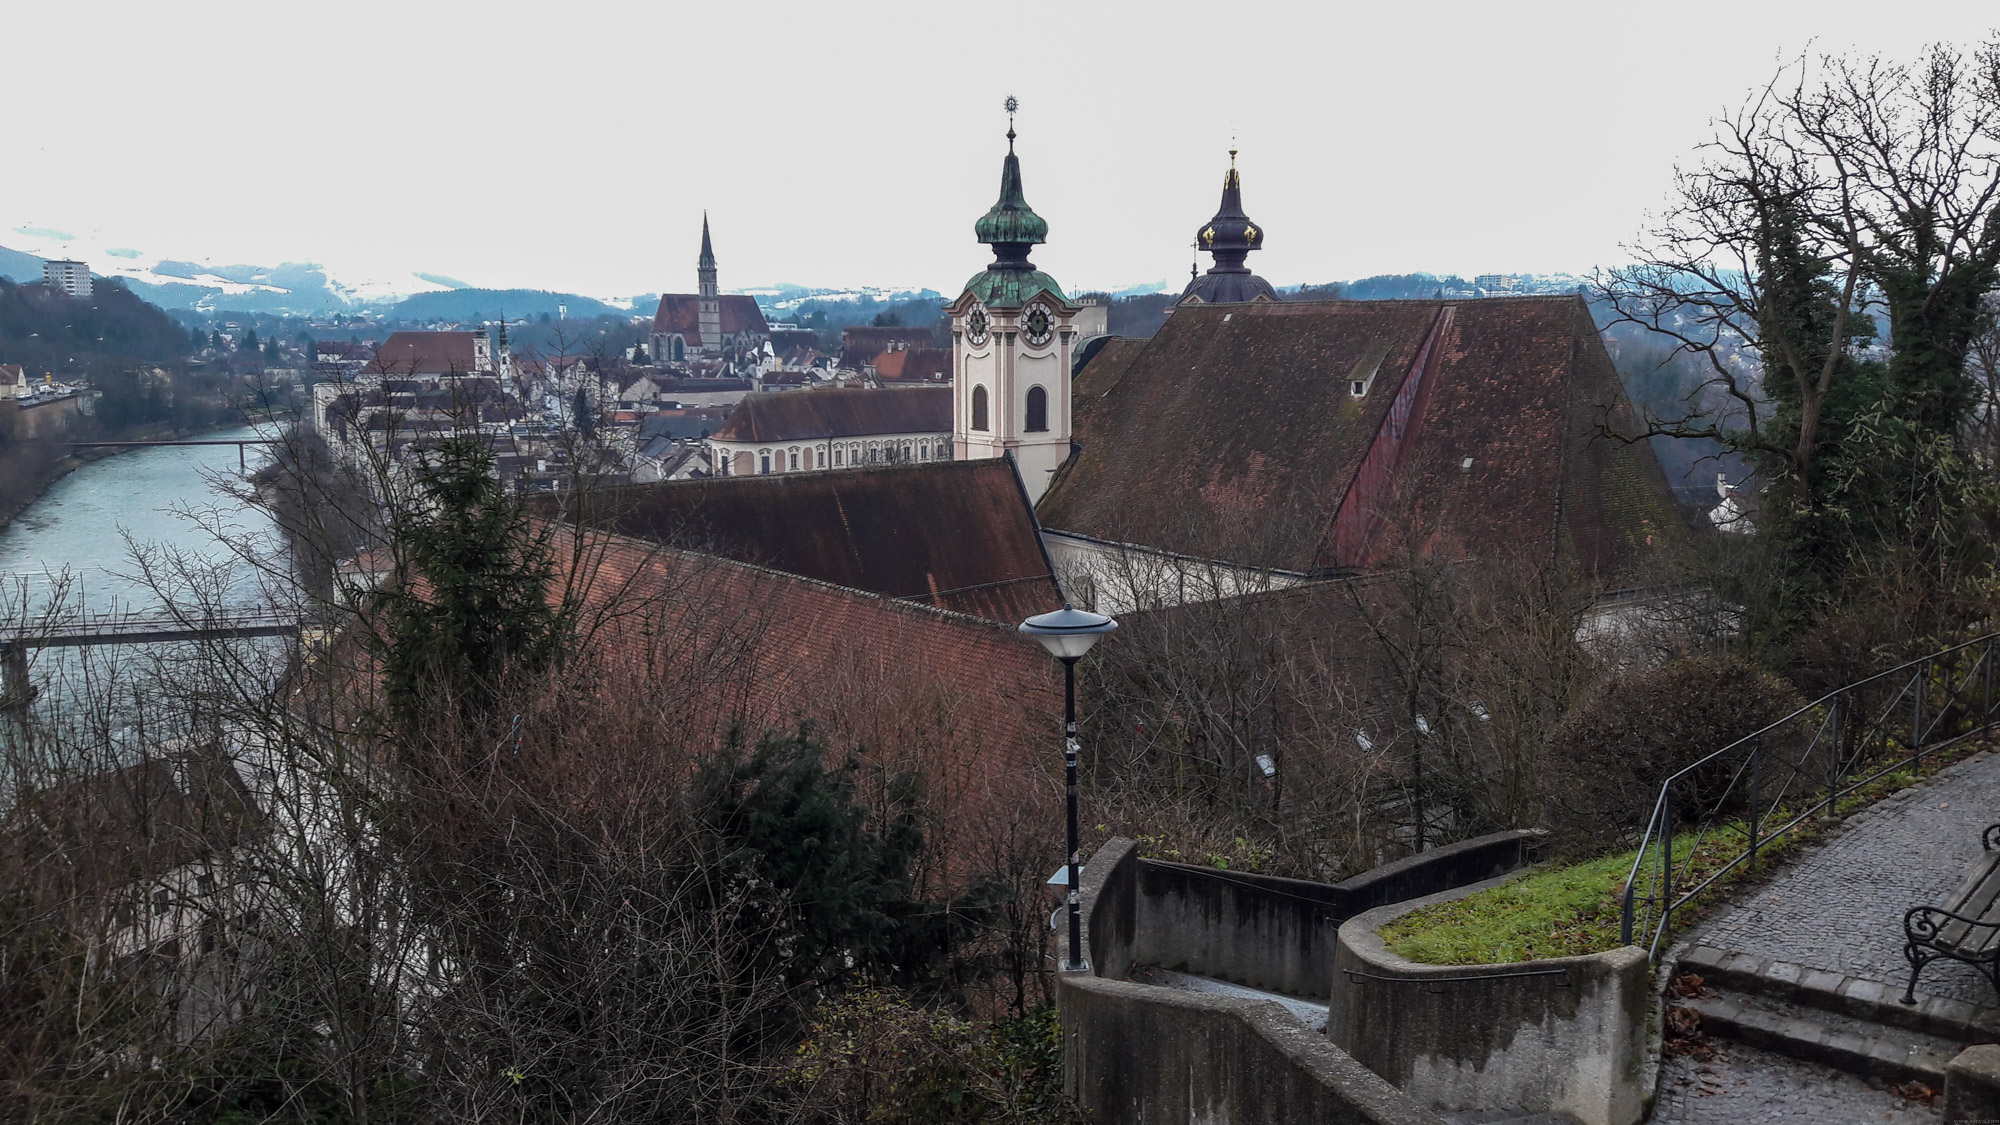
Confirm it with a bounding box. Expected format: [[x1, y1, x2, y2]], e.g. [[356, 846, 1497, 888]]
[[1019, 604, 1118, 661]]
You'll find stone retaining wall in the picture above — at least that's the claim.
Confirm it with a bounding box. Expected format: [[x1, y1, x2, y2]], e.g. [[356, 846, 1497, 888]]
[[1131, 830, 1545, 999], [1327, 874, 1650, 1125], [1062, 837, 1446, 1124]]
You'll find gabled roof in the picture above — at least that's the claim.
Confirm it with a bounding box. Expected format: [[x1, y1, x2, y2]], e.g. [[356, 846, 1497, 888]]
[[573, 459, 1062, 623], [363, 331, 481, 376], [711, 386, 950, 442], [839, 325, 938, 370], [1039, 296, 1684, 580], [651, 294, 770, 344], [871, 347, 952, 382]]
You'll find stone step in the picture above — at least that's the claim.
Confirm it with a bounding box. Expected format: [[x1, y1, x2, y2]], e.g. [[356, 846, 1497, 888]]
[[1681, 988, 1961, 1087], [1677, 944, 2000, 1045]]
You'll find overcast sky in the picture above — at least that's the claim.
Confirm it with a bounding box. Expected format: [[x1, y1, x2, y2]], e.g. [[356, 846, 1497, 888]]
[[2, 2, 1993, 299]]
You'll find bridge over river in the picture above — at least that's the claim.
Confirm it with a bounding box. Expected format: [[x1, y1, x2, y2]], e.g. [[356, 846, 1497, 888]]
[[0, 605, 309, 708]]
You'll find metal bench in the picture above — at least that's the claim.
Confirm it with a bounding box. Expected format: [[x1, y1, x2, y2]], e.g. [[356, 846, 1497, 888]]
[[1903, 823, 2000, 1004]]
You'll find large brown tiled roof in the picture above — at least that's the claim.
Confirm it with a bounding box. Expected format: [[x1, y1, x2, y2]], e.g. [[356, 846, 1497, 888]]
[[651, 294, 770, 344], [711, 386, 950, 442], [574, 459, 1062, 623], [581, 536, 1065, 884], [363, 331, 480, 375], [1039, 296, 1683, 580]]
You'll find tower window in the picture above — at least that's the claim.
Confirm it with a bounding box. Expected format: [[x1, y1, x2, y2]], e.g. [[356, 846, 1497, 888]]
[[1026, 385, 1048, 432], [972, 385, 989, 432]]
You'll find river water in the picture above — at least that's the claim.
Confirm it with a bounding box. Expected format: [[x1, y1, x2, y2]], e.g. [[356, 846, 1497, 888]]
[[0, 424, 282, 618]]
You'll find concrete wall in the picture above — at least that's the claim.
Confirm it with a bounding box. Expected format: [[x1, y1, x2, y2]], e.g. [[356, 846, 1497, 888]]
[[1327, 875, 1650, 1125], [1129, 830, 1545, 1000], [1062, 975, 1447, 1125], [1064, 837, 1446, 1125]]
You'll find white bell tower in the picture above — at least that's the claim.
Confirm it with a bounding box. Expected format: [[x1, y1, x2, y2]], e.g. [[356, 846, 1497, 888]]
[[949, 101, 1076, 505]]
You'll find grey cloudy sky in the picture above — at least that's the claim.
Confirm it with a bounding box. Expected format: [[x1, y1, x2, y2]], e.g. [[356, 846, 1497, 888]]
[[2, 1, 1993, 299]]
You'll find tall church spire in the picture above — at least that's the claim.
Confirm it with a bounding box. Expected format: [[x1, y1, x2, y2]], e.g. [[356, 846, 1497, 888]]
[[697, 212, 718, 299], [1177, 150, 1278, 305]]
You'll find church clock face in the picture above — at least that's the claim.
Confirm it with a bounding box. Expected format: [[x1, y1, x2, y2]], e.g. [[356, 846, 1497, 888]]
[[965, 306, 991, 346], [1022, 304, 1054, 347]]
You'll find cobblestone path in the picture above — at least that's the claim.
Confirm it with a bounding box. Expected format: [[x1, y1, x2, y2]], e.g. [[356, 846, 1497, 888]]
[[1687, 747, 2000, 1005], [1655, 1042, 1939, 1123]]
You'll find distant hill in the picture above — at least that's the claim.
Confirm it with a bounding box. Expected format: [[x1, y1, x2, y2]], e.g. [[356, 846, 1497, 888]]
[[389, 288, 627, 322], [0, 277, 190, 375], [0, 245, 45, 284]]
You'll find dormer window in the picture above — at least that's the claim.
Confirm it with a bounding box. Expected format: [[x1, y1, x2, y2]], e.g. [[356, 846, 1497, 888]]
[[1351, 379, 1368, 397]]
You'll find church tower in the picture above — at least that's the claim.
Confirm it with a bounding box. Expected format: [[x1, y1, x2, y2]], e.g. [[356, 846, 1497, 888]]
[[697, 213, 721, 349], [948, 102, 1077, 504], [1176, 150, 1278, 306]]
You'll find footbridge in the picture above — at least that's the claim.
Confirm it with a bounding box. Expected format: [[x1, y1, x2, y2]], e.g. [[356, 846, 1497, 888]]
[[0, 606, 307, 707]]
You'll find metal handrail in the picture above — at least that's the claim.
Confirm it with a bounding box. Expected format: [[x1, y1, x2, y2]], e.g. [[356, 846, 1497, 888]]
[[1620, 632, 2000, 960]]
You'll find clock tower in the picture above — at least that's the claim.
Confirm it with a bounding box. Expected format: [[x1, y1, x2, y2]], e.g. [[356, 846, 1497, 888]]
[[948, 103, 1077, 505]]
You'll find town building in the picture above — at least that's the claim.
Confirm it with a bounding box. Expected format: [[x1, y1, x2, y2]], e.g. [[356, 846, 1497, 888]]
[[360, 327, 516, 383], [42, 258, 91, 299], [946, 121, 1081, 504], [1174, 151, 1278, 307], [1038, 295, 1686, 612], [707, 385, 951, 476], [649, 217, 770, 366]]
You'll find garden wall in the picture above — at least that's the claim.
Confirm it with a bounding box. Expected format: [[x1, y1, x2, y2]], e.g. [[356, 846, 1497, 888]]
[[1327, 876, 1650, 1125], [1061, 837, 1445, 1124]]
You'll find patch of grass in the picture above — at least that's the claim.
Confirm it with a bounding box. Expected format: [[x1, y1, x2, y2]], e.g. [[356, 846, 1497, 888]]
[[1378, 850, 1635, 965], [1384, 740, 1993, 965]]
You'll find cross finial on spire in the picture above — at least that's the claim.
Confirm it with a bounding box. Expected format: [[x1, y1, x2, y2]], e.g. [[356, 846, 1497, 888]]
[[1005, 95, 1018, 151]]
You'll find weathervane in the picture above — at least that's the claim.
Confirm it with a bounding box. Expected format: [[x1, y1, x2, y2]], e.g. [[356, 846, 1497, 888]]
[[1006, 95, 1018, 150]]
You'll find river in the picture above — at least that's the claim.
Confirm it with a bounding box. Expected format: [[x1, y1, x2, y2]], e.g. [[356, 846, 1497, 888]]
[[0, 424, 283, 618]]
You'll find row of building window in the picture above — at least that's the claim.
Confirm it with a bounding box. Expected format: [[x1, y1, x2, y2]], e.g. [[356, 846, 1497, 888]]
[[723, 439, 955, 475], [968, 385, 1048, 433]]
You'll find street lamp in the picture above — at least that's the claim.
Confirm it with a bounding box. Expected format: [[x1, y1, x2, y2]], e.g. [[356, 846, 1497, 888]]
[[1019, 603, 1118, 971]]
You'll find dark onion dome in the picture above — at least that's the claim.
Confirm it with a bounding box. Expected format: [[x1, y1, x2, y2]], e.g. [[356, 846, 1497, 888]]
[[964, 124, 1067, 309], [1178, 150, 1279, 306]]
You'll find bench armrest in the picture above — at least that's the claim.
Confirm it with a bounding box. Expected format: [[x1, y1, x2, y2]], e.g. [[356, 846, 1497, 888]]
[[1906, 904, 2000, 945], [1984, 823, 2000, 852]]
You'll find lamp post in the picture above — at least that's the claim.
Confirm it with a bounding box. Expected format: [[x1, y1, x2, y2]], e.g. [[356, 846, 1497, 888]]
[[1019, 603, 1118, 971]]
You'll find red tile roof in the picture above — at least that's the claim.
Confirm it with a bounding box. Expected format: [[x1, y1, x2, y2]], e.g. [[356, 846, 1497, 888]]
[[839, 325, 939, 370], [651, 294, 770, 345], [872, 346, 953, 382], [573, 459, 1062, 623], [1040, 296, 1683, 580], [362, 331, 481, 376], [577, 535, 1067, 885], [711, 386, 950, 442]]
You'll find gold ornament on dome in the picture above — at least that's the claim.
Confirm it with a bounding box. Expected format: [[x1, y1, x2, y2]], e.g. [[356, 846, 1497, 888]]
[[1244, 224, 1259, 242], [1201, 226, 1216, 246]]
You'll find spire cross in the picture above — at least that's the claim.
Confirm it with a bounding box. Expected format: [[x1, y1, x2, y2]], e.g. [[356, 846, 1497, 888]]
[[1005, 95, 1018, 151]]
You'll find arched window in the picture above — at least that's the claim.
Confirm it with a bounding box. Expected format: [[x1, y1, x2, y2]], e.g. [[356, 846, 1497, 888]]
[[833, 446, 844, 466], [671, 337, 686, 361], [971, 385, 989, 431], [1026, 385, 1048, 432], [788, 448, 799, 471]]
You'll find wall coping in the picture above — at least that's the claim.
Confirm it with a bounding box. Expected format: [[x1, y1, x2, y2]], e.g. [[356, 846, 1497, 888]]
[[1332, 828, 1548, 898], [1338, 867, 1646, 986]]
